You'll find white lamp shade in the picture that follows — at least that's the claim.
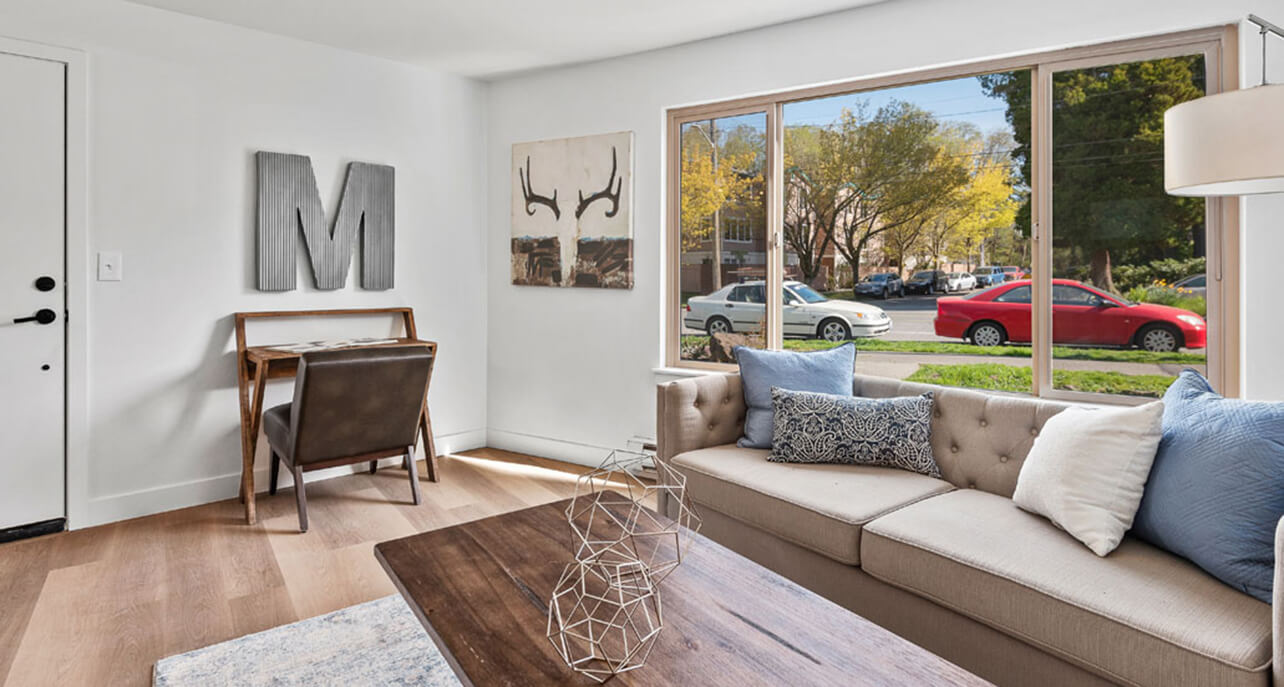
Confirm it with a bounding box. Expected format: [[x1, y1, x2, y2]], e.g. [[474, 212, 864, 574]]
[[1165, 83, 1284, 196]]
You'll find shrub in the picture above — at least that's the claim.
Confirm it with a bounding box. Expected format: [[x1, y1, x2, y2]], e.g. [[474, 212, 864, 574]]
[[1125, 281, 1206, 317], [1113, 257, 1205, 292]]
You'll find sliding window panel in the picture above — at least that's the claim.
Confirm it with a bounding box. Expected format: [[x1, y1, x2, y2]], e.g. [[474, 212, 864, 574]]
[[676, 113, 768, 364], [1046, 51, 1212, 400], [779, 70, 1033, 392]]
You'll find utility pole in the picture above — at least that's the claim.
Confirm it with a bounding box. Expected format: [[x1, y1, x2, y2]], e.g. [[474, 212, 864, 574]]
[[709, 118, 722, 291]]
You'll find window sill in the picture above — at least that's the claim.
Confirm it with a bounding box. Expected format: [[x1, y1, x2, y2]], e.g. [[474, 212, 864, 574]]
[[652, 366, 729, 379]]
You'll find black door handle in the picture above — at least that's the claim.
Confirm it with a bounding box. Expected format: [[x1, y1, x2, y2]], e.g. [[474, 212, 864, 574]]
[[13, 308, 56, 325]]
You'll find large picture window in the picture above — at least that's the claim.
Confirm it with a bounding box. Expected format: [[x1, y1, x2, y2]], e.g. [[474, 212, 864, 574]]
[[666, 27, 1238, 401]]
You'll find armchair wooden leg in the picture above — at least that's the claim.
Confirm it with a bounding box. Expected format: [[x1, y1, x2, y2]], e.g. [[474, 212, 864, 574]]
[[369, 460, 378, 475], [269, 451, 280, 496], [406, 446, 422, 506], [293, 465, 309, 533]]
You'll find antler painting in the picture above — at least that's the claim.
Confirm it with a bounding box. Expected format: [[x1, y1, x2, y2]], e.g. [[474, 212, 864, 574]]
[[511, 132, 633, 289]]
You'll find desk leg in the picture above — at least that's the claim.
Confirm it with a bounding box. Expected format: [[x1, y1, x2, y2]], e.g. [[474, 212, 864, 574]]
[[237, 360, 251, 505], [419, 401, 439, 482], [241, 362, 269, 524]]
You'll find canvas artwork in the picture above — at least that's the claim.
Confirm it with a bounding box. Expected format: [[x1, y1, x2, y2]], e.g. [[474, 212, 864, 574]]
[[511, 131, 633, 289]]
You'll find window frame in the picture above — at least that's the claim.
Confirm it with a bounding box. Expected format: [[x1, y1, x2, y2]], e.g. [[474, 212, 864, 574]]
[[665, 25, 1240, 399]]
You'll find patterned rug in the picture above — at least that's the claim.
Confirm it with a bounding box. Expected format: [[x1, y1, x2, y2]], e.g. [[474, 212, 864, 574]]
[[153, 595, 461, 686]]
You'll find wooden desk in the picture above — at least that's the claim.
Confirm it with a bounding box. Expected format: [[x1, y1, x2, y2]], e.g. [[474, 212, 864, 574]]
[[376, 499, 990, 686], [234, 308, 438, 525]]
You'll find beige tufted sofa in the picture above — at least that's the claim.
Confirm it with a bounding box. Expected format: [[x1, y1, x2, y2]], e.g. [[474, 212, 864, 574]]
[[656, 373, 1277, 687]]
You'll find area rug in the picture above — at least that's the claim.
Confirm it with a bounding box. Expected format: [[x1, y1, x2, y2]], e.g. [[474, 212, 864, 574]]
[[153, 595, 461, 686]]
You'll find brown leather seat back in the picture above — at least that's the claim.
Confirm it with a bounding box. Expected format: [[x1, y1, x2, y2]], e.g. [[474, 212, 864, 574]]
[[288, 347, 432, 465]]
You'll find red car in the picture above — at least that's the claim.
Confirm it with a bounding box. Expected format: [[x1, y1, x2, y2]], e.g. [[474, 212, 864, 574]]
[[934, 279, 1206, 352]]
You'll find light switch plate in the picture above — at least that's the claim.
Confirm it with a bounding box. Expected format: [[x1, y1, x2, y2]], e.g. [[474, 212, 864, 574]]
[[97, 251, 123, 281]]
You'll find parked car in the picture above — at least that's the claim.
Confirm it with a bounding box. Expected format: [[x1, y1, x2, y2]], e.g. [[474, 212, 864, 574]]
[[1001, 266, 1027, 281], [685, 280, 892, 342], [946, 272, 977, 292], [853, 272, 904, 299], [972, 266, 1005, 287], [1172, 274, 1207, 296], [905, 270, 949, 295], [933, 279, 1206, 352]]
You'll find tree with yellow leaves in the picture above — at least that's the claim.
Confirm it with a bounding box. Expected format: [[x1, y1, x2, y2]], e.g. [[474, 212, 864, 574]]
[[679, 122, 761, 252]]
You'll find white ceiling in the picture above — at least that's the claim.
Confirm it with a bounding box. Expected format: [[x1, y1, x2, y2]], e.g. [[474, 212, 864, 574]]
[[125, 0, 888, 78]]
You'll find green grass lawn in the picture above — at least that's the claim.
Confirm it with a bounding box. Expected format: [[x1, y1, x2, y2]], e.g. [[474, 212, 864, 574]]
[[679, 335, 1205, 365], [905, 363, 1174, 397]]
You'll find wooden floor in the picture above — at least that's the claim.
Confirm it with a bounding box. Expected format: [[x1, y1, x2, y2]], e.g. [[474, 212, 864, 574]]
[[0, 449, 598, 687]]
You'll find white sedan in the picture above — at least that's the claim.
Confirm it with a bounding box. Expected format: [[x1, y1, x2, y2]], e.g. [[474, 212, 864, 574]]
[[684, 280, 892, 342], [946, 272, 977, 292]]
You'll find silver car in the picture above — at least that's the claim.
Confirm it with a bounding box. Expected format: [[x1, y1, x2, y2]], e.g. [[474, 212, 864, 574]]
[[684, 280, 892, 342], [1172, 274, 1206, 296], [946, 272, 977, 292]]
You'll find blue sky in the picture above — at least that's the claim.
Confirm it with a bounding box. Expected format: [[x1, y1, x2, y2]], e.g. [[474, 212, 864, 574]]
[[783, 74, 1014, 136]]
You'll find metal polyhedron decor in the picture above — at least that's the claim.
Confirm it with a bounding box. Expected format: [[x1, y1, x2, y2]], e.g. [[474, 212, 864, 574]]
[[546, 450, 700, 682], [546, 558, 663, 683], [566, 453, 701, 584]]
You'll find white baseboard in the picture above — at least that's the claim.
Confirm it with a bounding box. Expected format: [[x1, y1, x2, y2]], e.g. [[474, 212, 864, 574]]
[[80, 428, 487, 528], [485, 428, 643, 469]]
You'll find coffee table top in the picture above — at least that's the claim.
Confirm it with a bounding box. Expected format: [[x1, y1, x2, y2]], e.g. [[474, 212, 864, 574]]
[[375, 498, 989, 686]]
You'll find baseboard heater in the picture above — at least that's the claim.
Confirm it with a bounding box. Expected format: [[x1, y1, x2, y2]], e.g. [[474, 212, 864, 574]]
[[0, 517, 65, 545]]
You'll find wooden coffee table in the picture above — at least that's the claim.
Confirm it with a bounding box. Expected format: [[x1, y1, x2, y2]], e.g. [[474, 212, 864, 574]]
[[375, 499, 989, 686]]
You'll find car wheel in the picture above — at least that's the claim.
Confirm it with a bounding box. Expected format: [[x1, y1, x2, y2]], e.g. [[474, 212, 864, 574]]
[[969, 321, 1006, 347], [881, 287, 889, 299], [706, 316, 732, 336], [818, 319, 851, 342], [1137, 324, 1180, 353], [926, 284, 934, 296], [897, 287, 905, 297]]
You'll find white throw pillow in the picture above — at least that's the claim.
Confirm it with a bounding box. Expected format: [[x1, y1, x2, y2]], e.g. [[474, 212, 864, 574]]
[[1012, 401, 1164, 556]]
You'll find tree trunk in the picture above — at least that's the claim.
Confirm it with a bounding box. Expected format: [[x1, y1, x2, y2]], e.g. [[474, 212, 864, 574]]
[[1090, 248, 1114, 292], [849, 236, 870, 297]]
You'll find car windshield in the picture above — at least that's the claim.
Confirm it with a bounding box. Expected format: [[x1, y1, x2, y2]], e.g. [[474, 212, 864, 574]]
[[862, 274, 888, 282], [789, 284, 828, 304], [912, 271, 933, 279]]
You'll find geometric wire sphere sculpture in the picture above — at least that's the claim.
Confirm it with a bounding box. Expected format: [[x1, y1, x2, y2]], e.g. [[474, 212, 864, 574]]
[[548, 450, 701, 681], [546, 556, 663, 683], [565, 450, 701, 585]]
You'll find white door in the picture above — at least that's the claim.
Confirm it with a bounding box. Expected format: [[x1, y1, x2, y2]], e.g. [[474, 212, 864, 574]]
[[0, 52, 65, 531]]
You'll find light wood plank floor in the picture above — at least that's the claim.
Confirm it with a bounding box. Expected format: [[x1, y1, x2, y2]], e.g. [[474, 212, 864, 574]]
[[0, 449, 599, 687]]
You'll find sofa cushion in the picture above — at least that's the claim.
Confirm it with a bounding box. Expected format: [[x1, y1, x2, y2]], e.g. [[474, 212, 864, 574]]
[[768, 388, 939, 477], [862, 489, 1271, 687], [671, 444, 953, 565], [735, 344, 855, 449], [1132, 369, 1284, 603], [851, 375, 1072, 496]]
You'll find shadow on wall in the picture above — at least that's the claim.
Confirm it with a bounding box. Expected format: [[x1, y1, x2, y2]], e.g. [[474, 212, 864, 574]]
[[92, 316, 242, 490]]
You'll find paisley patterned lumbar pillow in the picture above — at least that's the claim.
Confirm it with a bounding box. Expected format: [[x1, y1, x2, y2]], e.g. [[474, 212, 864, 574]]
[[767, 387, 939, 478]]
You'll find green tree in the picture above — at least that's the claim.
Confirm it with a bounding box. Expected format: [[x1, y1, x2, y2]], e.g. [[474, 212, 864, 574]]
[[782, 124, 852, 285], [824, 102, 970, 291], [980, 58, 1206, 291]]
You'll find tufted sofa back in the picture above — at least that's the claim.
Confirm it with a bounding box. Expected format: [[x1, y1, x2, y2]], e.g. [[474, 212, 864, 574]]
[[657, 372, 1073, 498]]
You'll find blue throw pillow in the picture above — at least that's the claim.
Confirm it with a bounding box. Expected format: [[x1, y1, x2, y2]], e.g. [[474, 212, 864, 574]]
[[768, 387, 939, 477], [1131, 369, 1284, 603], [734, 343, 855, 449]]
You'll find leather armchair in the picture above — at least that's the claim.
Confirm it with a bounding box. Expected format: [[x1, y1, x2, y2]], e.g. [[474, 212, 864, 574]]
[[263, 346, 433, 532]]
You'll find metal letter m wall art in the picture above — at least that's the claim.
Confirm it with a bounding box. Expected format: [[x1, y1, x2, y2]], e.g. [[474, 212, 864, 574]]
[[256, 151, 395, 291]]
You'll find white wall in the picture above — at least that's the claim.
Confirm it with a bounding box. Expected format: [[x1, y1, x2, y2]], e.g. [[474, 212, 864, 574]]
[[485, 0, 1284, 466], [0, 0, 489, 526]]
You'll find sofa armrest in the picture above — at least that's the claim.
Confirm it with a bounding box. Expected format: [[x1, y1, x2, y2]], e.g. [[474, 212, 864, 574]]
[[656, 374, 746, 465], [655, 374, 746, 518], [1275, 517, 1284, 685]]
